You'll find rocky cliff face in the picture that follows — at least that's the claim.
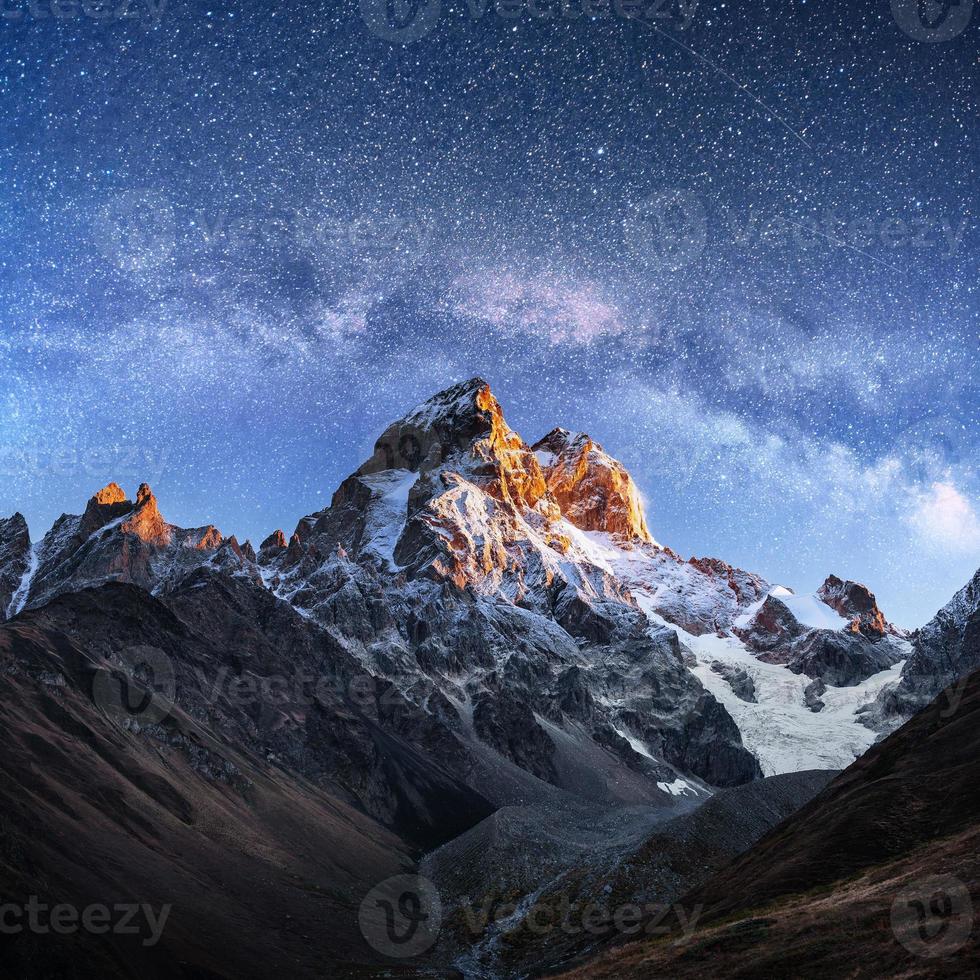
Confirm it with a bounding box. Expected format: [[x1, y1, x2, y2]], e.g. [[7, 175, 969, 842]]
[[360, 378, 549, 510], [532, 427, 652, 543], [735, 592, 808, 652], [735, 582, 908, 687], [816, 574, 903, 639], [17, 481, 258, 613], [865, 566, 980, 730], [0, 512, 31, 618], [254, 379, 764, 791]]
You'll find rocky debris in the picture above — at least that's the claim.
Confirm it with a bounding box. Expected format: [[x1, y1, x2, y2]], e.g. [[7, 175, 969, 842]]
[[0, 513, 31, 618], [711, 660, 757, 703], [532, 428, 652, 543], [864, 565, 980, 731], [816, 574, 902, 638], [439, 771, 834, 979], [804, 677, 826, 712]]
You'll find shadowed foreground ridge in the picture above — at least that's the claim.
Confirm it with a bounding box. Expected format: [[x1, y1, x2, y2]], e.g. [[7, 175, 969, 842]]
[[557, 664, 980, 979]]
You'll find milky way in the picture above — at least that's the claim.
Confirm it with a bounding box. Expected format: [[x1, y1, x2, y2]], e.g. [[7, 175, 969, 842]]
[[0, 0, 977, 625]]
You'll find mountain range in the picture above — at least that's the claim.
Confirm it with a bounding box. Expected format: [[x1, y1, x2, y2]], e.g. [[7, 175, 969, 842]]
[[0, 378, 976, 978]]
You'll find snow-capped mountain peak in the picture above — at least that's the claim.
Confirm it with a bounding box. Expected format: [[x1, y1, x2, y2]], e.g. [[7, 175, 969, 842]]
[[0, 381, 942, 800]]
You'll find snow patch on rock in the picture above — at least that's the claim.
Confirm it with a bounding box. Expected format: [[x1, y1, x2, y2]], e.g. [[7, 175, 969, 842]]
[[778, 592, 850, 631]]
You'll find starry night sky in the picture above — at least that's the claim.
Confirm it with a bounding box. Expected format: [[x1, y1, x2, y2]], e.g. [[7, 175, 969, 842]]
[[0, 0, 977, 626]]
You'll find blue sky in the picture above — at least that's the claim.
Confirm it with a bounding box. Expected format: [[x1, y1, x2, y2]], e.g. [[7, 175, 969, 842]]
[[0, 0, 977, 627]]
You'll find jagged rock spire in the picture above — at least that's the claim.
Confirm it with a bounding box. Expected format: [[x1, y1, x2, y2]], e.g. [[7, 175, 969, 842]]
[[532, 427, 653, 544], [91, 482, 127, 506], [120, 483, 171, 546], [80, 482, 135, 538], [817, 574, 900, 638]]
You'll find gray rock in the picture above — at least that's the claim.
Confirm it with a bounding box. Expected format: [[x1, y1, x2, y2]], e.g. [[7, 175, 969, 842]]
[[779, 630, 907, 687], [804, 678, 827, 712], [0, 513, 31, 619], [864, 566, 980, 731], [711, 660, 758, 703]]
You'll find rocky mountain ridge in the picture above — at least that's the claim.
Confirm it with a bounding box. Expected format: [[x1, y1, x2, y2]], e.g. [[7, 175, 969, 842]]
[[0, 379, 942, 799]]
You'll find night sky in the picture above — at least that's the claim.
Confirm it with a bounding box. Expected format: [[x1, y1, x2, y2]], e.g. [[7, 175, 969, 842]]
[[0, 0, 977, 627]]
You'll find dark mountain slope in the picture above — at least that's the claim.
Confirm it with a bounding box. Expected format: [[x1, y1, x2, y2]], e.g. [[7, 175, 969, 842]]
[[16, 577, 493, 850], [0, 621, 407, 978], [422, 771, 834, 978]]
